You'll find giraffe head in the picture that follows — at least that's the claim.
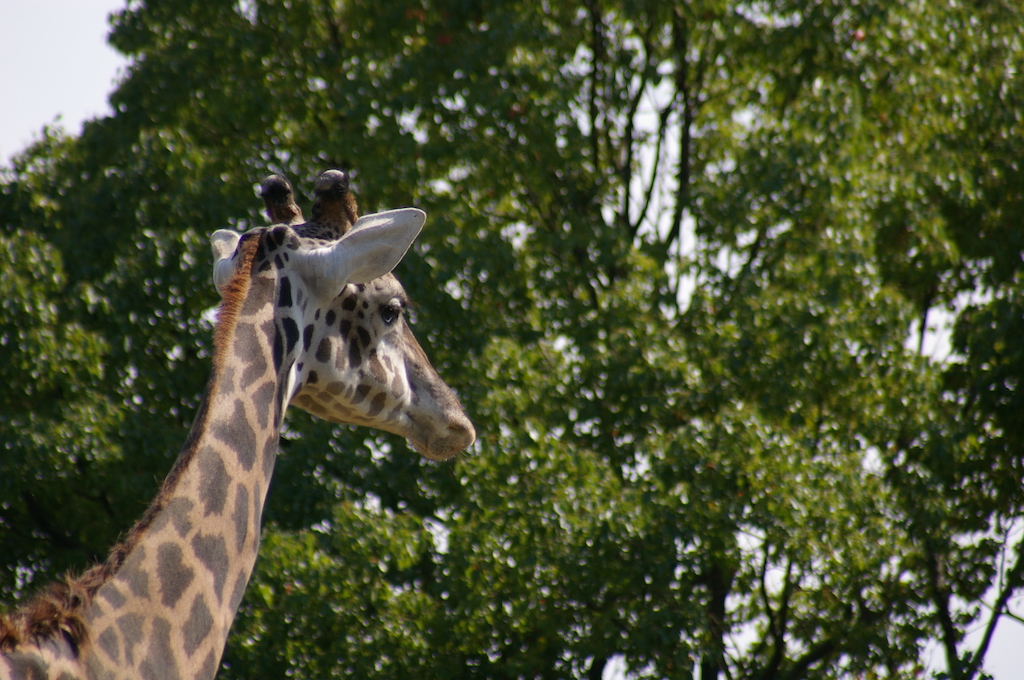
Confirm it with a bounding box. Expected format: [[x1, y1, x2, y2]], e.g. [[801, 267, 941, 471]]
[[210, 171, 475, 461]]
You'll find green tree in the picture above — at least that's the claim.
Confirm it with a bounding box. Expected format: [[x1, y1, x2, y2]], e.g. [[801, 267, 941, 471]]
[[2, 1, 1023, 679]]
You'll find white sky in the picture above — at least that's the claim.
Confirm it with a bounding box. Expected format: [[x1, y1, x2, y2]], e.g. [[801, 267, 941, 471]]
[[0, 0, 126, 164], [1, 2, 1022, 678]]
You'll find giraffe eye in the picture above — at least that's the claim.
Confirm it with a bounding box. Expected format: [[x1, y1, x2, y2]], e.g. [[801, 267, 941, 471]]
[[380, 300, 403, 325]]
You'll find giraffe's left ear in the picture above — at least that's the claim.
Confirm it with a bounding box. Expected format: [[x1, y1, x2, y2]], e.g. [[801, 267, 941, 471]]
[[211, 229, 242, 295], [341, 208, 426, 283], [291, 208, 426, 300]]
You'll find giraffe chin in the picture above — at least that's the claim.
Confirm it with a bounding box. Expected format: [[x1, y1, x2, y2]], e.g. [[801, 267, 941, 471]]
[[409, 424, 476, 462], [411, 437, 459, 462]]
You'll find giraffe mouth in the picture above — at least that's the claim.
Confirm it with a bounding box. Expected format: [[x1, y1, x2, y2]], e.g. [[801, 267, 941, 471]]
[[410, 438, 435, 459], [408, 418, 476, 462], [410, 436, 452, 462]]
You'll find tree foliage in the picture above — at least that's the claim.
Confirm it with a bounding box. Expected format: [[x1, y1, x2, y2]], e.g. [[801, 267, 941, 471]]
[[2, 1, 1023, 678]]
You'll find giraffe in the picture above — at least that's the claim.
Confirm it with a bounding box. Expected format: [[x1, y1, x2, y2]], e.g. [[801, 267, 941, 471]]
[[0, 169, 475, 680]]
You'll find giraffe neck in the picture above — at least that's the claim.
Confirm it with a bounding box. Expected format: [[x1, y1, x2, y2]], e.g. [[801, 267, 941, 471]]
[[83, 234, 284, 680]]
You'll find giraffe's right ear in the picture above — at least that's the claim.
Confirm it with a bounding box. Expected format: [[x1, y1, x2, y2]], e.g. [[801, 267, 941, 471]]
[[211, 229, 242, 295]]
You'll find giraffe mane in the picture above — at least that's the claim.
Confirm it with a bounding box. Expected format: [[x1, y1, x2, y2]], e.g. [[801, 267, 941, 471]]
[[0, 232, 263, 654]]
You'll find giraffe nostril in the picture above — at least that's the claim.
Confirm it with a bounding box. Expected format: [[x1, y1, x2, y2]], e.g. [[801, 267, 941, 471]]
[[448, 414, 476, 449]]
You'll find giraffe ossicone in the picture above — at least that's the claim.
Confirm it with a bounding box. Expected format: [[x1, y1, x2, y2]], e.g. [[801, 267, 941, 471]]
[[0, 169, 475, 680]]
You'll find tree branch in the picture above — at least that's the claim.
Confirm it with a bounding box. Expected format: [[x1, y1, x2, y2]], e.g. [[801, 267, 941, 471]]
[[751, 552, 796, 680], [924, 539, 963, 678], [700, 558, 735, 680], [584, 0, 605, 171], [630, 92, 678, 240], [965, 534, 1024, 679], [715, 224, 769, 322], [618, 31, 655, 238], [664, 6, 715, 257]]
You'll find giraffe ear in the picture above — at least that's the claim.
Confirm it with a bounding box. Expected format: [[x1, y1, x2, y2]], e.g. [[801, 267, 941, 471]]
[[292, 208, 426, 299], [341, 208, 426, 283], [210, 229, 242, 294]]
